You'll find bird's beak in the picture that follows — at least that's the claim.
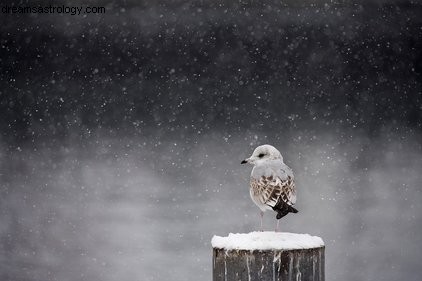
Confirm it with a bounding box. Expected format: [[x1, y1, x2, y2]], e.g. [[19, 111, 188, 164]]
[[241, 159, 248, 164]]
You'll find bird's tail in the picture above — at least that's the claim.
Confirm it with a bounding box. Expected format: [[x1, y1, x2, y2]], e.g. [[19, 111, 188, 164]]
[[273, 198, 298, 220]]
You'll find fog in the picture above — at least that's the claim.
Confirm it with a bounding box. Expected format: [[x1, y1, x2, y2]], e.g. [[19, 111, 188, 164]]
[[1, 130, 421, 281], [1, 1, 422, 281]]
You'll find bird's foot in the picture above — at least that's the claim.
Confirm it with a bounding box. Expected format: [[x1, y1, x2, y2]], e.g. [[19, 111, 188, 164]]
[[275, 219, 280, 232], [259, 211, 264, 232]]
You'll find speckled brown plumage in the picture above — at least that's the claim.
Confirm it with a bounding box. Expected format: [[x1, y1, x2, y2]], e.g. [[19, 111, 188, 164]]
[[242, 145, 298, 224]]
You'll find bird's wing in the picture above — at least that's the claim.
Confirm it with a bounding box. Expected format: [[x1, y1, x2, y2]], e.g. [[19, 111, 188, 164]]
[[257, 175, 296, 208]]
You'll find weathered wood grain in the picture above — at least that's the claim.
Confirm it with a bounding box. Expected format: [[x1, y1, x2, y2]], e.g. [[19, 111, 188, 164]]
[[213, 246, 324, 281]]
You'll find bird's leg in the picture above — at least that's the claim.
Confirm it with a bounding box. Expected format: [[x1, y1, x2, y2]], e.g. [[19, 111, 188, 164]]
[[259, 211, 264, 231], [275, 219, 280, 232]]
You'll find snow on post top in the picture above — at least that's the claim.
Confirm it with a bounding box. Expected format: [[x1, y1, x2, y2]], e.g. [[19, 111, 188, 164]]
[[211, 232, 324, 251]]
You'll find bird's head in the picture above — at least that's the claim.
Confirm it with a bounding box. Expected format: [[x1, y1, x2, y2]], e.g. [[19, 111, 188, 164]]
[[241, 144, 283, 165]]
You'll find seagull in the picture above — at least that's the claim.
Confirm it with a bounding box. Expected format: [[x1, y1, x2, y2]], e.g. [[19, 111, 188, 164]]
[[241, 144, 298, 231]]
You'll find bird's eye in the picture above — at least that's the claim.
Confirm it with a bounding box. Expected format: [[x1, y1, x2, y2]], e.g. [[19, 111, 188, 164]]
[[258, 153, 265, 158]]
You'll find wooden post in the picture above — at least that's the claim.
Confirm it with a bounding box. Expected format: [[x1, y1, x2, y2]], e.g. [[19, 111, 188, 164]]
[[212, 232, 325, 281]]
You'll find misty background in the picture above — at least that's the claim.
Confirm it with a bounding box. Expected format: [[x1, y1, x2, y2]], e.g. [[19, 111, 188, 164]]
[[1, 1, 422, 281]]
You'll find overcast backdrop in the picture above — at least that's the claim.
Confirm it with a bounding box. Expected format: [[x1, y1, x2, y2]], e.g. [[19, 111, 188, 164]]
[[1, 1, 422, 281]]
